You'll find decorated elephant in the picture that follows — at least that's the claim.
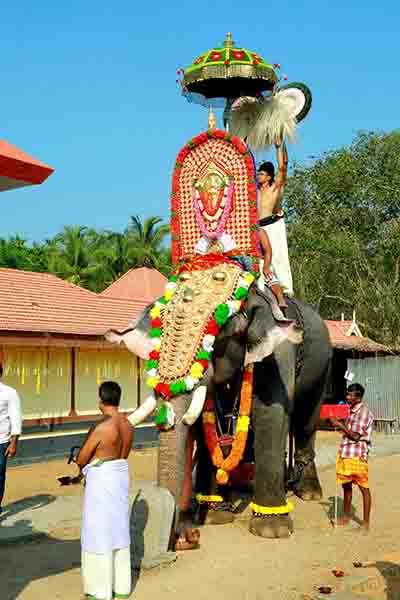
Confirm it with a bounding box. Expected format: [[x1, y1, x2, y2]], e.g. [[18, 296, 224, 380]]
[[106, 97, 326, 548], [106, 275, 331, 545]]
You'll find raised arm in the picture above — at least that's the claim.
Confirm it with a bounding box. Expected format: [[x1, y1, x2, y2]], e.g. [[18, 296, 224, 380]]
[[273, 139, 288, 191]]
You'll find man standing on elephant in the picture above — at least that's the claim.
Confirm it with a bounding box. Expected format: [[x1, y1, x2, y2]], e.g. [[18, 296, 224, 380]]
[[257, 138, 293, 302], [331, 383, 373, 532]]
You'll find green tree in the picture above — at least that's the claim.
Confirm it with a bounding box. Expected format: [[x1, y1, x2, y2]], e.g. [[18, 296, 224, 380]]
[[127, 215, 171, 270], [285, 130, 400, 348], [47, 225, 97, 287]]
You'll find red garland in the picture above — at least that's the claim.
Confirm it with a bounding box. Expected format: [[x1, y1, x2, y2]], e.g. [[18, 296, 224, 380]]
[[205, 318, 219, 336], [155, 382, 172, 398]]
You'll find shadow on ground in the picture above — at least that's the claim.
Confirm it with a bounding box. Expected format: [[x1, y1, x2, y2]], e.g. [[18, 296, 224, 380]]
[[0, 492, 149, 599], [352, 560, 400, 599], [320, 495, 363, 526]]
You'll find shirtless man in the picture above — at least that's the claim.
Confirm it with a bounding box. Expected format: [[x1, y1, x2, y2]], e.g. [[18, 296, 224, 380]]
[[76, 381, 133, 600], [258, 139, 293, 306]]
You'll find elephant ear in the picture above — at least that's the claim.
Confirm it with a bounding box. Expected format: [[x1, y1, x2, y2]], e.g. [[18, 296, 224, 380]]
[[105, 303, 154, 360], [245, 286, 303, 364]]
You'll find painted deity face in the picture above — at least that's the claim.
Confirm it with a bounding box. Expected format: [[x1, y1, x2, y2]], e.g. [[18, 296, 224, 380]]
[[201, 172, 225, 210]]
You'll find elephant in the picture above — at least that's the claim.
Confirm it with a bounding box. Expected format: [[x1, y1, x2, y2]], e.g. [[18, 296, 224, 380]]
[[106, 283, 332, 545]]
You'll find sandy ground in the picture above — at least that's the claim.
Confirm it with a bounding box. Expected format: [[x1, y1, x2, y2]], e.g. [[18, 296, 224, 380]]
[[1, 432, 399, 600]]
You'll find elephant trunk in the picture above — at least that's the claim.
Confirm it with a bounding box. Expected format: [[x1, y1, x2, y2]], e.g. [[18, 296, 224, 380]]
[[157, 394, 194, 512]]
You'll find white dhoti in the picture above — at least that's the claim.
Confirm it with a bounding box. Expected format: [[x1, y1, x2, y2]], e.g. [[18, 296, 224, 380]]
[[81, 459, 131, 600], [258, 216, 294, 296]]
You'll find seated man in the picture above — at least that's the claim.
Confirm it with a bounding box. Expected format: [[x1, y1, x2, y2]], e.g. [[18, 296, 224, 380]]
[[257, 138, 293, 306], [76, 381, 133, 600]]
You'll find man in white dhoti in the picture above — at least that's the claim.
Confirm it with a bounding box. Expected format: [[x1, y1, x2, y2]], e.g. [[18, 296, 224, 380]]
[[257, 139, 293, 307], [76, 381, 133, 600]]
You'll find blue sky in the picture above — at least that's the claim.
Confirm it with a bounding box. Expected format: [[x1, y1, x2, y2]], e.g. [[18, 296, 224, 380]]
[[1, 1, 399, 242]]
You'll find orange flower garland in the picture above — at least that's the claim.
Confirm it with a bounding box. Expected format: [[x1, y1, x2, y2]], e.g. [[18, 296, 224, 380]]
[[202, 365, 253, 485]]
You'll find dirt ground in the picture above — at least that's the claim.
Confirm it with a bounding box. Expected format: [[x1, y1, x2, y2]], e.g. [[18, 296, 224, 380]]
[[1, 432, 399, 600]]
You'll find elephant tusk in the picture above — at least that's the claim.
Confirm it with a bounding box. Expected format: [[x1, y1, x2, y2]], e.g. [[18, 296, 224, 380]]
[[182, 385, 207, 426], [128, 392, 157, 427]]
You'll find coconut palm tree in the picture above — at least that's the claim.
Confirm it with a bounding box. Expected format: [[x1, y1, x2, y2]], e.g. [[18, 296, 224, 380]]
[[47, 225, 97, 287], [127, 215, 171, 269]]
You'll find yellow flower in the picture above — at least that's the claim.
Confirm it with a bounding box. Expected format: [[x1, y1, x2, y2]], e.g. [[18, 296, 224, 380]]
[[164, 289, 175, 301], [150, 306, 161, 318], [190, 362, 204, 379], [152, 342, 161, 352], [146, 376, 160, 389], [236, 415, 250, 433], [244, 273, 255, 285], [216, 468, 229, 485]]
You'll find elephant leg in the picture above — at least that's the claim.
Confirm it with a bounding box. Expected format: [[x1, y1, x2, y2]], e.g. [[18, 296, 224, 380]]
[[292, 373, 329, 501], [193, 417, 235, 525], [158, 396, 200, 551], [250, 387, 293, 539]]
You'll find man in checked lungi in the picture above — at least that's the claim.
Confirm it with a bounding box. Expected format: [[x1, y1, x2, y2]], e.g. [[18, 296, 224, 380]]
[[76, 382, 133, 600], [330, 383, 373, 532]]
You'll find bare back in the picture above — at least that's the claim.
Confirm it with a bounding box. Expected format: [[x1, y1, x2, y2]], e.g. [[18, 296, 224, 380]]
[[91, 415, 133, 461]]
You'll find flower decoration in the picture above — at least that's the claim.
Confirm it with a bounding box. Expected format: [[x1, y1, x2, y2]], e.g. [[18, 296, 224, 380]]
[[203, 365, 254, 485], [144, 267, 257, 399], [170, 128, 261, 265]]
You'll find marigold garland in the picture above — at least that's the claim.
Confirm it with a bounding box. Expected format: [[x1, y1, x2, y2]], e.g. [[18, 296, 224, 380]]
[[144, 264, 257, 399], [202, 365, 253, 485]]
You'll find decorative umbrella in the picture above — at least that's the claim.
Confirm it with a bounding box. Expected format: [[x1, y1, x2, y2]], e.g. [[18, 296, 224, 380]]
[[0, 139, 54, 192], [179, 33, 313, 151], [182, 32, 278, 101]]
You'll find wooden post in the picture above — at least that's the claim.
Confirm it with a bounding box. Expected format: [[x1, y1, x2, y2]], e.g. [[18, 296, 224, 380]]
[[70, 347, 77, 416], [136, 355, 141, 407]]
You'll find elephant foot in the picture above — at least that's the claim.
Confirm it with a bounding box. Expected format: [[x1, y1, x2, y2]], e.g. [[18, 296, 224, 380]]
[[174, 528, 200, 551], [293, 459, 323, 501], [249, 514, 293, 539]]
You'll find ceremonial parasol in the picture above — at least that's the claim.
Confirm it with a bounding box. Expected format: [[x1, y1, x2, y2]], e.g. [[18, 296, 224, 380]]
[[179, 33, 313, 151], [182, 32, 278, 101], [0, 139, 54, 192]]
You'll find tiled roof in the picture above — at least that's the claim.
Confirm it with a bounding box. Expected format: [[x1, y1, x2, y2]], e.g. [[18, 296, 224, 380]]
[[0, 268, 147, 336], [101, 267, 167, 301], [325, 320, 390, 354], [0, 268, 391, 354], [0, 139, 54, 191]]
